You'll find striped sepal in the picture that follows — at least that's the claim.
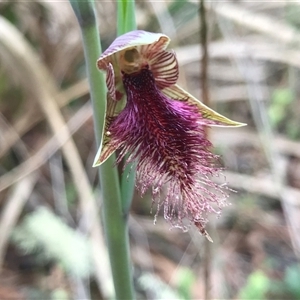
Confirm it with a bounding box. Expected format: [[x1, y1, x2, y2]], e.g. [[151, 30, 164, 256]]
[[149, 50, 179, 90]]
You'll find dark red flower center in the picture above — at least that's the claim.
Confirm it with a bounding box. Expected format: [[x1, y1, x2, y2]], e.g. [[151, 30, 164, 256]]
[[108, 67, 216, 193]]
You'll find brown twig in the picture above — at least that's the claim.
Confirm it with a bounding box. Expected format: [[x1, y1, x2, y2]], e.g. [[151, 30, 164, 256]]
[[200, 0, 209, 107], [199, 0, 211, 299]]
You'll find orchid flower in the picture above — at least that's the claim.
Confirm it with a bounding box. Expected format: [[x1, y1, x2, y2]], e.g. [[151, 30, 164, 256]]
[[93, 30, 245, 238]]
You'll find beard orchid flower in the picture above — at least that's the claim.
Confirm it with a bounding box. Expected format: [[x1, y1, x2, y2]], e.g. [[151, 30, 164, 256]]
[[93, 30, 245, 239]]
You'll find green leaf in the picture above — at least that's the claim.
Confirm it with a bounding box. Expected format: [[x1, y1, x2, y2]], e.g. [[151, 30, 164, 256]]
[[284, 265, 300, 297], [117, 0, 136, 36], [176, 268, 196, 300], [51, 289, 70, 300], [272, 88, 293, 106], [12, 208, 92, 277], [268, 104, 285, 125], [269, 88, 294, 126], [138, 272, 180, 299], [238, 270, 270, 299]]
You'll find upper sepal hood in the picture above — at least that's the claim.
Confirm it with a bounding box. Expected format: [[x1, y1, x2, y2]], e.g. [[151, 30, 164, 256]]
[[97, 30, 170, 71]]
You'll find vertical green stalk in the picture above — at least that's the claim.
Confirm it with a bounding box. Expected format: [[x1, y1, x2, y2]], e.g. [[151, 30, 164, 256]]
[[69, 1, 135, 298], [117, 0, 136, 36], [117, 1, 137, 213]]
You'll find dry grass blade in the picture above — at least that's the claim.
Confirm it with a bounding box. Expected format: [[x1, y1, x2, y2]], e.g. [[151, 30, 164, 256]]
[[0, 78, 89, 159], [208, 2, 300, 46], [0, 16, 113, 298], [222, 171, 300, 257], [149, 1, 176, 39], [0, 173, 38, 269], [212, 128, 300, 159], [212, 8, 300, 260], [0, 103, 92, 192], [176, 39, 300, 69], [222, 171, 300, 206]]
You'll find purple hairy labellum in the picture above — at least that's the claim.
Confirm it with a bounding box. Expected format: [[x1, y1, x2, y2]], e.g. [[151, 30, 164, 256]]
[[93, 30, 246, 240]]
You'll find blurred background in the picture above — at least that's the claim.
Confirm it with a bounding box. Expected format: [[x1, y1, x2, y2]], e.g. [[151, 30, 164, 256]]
[[1, 1, 300, 299]]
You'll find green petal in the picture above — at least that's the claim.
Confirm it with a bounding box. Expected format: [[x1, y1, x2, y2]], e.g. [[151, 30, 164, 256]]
[[163, 84, 247, 127], [93, 92, 126, 167]]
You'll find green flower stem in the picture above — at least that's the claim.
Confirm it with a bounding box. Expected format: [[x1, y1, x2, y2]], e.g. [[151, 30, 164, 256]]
[[118, 0, 137, 214], [117, 0, 137, 36], [69, 1, 135, 299]]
